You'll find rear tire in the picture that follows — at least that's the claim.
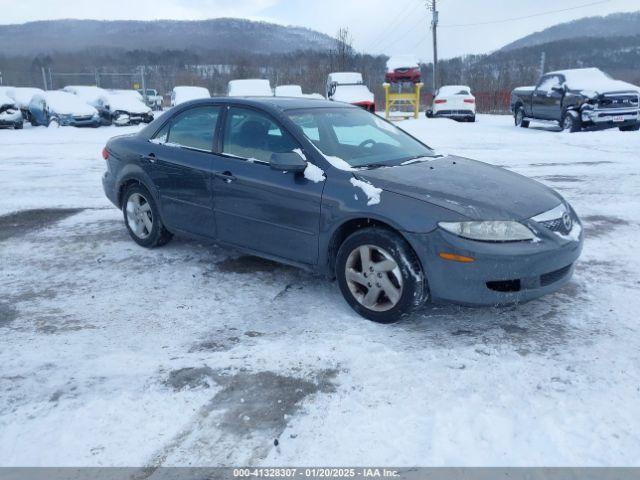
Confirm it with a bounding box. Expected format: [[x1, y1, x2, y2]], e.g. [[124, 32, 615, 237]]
[[122, 184, 173, 248], [336, 227, 427, 323], [515, 106, 529, 128]]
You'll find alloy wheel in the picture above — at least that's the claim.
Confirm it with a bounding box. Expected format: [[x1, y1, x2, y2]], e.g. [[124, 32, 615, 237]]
[[126, 193, 153, 239], [345, 245, 404, 312]]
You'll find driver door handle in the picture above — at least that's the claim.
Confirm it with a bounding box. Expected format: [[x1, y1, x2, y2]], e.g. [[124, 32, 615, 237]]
[[141, 153, 156, 164], [214, 171, 237, 183]]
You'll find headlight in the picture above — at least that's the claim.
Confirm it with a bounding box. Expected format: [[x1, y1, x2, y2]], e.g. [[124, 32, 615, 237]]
[[438, 221, 536, 242]]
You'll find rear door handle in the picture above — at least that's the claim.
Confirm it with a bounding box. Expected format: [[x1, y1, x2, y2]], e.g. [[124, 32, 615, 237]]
[[214, 171, 237, 183], [141, 153, 156, 164]]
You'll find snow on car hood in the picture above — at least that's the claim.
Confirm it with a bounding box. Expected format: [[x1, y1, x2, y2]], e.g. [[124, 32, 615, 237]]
[[0, 93, 16, 109], [355, 155, 562, 221], [9, 88, 45, 108], [551, 68, 640, 94], [108, 93, 151, 114], [332, 85, 374, 104], [39, 91, 98, 116]]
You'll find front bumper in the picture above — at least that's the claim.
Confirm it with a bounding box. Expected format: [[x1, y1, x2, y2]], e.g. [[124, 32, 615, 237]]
[[406, 226, 583, 306], [0, 109, 23, 128], [59, 116, 101, 127], [581, 108, 639, 128]]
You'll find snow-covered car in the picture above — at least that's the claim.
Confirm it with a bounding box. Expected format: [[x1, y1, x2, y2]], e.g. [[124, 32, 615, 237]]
[[326, 72, 375, 112], [0, 92, 23, 129], [107, 90, 154, 125], [274, 85, 323, 99], [28, 91, 101, 127], [171, 86, 210, 106], [228, 79, 273, 97], [511, 68, 640, 132], [6, 87, 45, 122], [428, 85, 476, 122], [138, 89, 163, 110], [63, 85, 112, 124], [385, 54, 421, 84]]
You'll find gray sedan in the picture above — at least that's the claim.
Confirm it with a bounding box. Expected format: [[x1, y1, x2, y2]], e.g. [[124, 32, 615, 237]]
[[101, 97, 583, 322]]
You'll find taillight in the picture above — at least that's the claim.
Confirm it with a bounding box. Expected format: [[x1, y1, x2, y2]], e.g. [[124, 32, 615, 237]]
[[464, 99, 475, 104], [102, 147, 109, 160], [434, 99, 447, 104]]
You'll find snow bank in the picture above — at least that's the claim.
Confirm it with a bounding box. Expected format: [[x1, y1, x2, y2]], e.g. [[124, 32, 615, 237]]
[[228, 79, 273, 97], [172, 86, 210, 105], [350, 177, 382, 206], [275, 85, 303, 97], [386, 54, 420, 72], [550, 68, 640, 94], [6, 87, 44, 109], [34, 91, 98, 116]]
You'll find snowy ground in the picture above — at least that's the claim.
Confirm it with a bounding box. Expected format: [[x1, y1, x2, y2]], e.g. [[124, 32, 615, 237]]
[[1, 116, 639, 467]]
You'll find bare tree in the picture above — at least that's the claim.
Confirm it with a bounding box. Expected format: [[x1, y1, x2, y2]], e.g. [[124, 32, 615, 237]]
[[331, 27, 354, 72]]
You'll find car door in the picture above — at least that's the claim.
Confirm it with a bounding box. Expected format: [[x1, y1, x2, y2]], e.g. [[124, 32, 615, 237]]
[[30, 97, 47, 125], [533, 75, 563, 120], [211, 105, 324, 265], [142, 105, 220, 238]]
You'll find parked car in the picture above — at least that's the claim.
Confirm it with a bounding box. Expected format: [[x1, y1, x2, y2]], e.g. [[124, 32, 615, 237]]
[[228, 79, 273, 97], [0, 92, 23, 129], [63, 85, 112, 124], [102, 97, 583, 323], [511, 68, 640, 132], [6, 87, 45, 122], [107, 90, 154, 125], [326, 72, 375, 112], [171, 86, 210, 107], [138, 89, 163, 110], [427, 85, 476, 122], [385, 55, 421, 84], [28, 91, 101, 127]]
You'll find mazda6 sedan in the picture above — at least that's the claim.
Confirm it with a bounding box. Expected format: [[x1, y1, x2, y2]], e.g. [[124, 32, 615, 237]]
[[102, 97, 583, 323]]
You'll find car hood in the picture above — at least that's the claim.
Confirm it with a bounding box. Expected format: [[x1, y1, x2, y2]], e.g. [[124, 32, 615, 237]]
[[355, 155, 562, 221]]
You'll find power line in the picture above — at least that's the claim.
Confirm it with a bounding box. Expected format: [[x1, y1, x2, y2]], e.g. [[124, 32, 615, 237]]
[[364, 0, 423, 52], [439, 0, 612, 28]]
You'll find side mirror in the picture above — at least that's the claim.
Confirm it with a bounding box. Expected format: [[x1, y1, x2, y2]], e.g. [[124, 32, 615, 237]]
[[270, 152, 307, 173], [551, 85, 565, 94]]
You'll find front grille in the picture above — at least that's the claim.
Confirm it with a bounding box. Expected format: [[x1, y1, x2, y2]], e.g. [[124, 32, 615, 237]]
[[73, 115, 93, 121], [540, 264, 572, 287], [598, 95, 639, 110], [541, 217, 571, 235]]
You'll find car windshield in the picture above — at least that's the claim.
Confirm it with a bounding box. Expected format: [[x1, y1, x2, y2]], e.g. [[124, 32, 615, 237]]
[[286, 107, 436, 168]]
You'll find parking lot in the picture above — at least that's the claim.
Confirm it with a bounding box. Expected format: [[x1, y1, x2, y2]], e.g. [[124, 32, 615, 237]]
[[1, 116, 639, 466]]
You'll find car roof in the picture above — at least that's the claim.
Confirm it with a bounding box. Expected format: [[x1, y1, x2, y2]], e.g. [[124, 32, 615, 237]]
[[177, 96, 352, 112]]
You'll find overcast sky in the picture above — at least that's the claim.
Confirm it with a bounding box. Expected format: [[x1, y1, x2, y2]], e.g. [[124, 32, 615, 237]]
[[1, 0, 638, 59]]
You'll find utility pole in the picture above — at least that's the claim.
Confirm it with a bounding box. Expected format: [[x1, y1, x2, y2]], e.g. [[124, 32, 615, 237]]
[[539, 51, 546, 76], [41, 67, 48, 90], [140, 65, 147, 102], [428, 0, 439, 93]]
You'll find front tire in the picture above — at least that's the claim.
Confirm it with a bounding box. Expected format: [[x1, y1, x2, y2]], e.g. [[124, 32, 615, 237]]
[[122, 184, 172, 248], [619, 124, 640, 132], [336, 228, 427, 323], [562, 111, 581, 133]]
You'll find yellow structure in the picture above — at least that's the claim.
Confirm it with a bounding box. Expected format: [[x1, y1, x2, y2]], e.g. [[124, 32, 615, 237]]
[[383, 82, 423, 120]]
